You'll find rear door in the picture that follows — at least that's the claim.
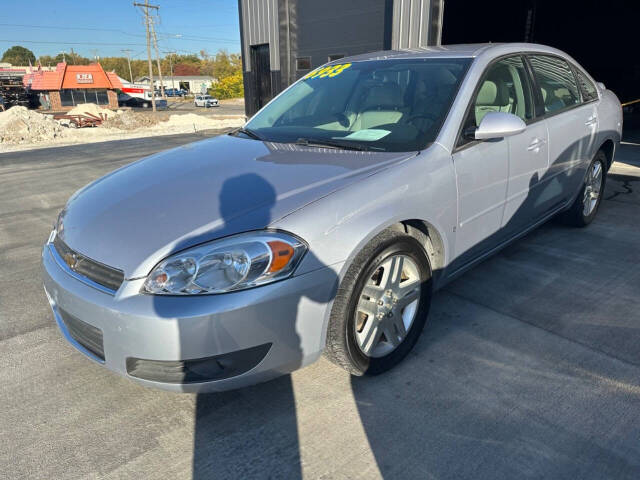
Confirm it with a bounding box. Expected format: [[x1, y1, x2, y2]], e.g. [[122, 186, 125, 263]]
[[527, 54, 594, 212], [498, 56, 550, 236], [449, 55, 546, 272], [573, 66, 601, 161]]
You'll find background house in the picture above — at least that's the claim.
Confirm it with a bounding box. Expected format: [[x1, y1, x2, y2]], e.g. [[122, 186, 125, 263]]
[[135, 75, 216, 94]]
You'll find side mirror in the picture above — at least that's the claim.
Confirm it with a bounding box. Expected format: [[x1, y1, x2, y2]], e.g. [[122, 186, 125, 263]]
[[472, 112, 526, 140]]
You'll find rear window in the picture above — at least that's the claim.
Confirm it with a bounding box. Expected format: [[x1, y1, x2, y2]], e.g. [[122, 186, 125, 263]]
[[574, 68, 599, 102], [528, 55, 580, 114]]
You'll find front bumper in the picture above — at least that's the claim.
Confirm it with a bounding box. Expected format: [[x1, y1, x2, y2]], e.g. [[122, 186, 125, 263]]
[[42, 244, 340, 392]]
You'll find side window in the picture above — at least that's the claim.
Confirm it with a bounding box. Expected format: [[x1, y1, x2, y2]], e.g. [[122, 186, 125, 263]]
[[458, 56, 533, 147], [528, 55, 580, 114], [575, 68, 599, 102]]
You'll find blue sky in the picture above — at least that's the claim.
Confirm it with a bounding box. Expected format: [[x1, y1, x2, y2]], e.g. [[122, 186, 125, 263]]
[[0, 0, 240, 60]]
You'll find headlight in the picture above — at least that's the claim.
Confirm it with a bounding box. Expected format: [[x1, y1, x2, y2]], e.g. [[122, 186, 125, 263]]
[[142, 231, 306, 295]]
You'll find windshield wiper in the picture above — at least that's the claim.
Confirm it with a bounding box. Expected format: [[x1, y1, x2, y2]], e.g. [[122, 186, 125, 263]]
[[295, 137, 372, 151], [230, 127, 264, 141]]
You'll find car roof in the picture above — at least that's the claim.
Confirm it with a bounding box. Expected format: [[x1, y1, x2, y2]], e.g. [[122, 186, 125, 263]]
[[338, 43, 570, 63]]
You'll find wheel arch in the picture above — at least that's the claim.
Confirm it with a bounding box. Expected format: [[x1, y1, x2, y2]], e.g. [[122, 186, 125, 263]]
[[599, 138, 615, 169], [399, 219, 446, 276]]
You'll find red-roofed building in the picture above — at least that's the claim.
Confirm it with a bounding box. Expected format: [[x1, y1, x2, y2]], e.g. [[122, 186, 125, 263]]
[[25, 62, 123, 110]]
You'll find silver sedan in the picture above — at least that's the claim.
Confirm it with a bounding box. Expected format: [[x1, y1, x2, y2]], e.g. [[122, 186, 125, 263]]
[[42, 43, 622, 392]]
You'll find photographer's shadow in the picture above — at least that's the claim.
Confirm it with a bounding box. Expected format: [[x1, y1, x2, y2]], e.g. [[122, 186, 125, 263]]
[[184, 173, 337, 479]]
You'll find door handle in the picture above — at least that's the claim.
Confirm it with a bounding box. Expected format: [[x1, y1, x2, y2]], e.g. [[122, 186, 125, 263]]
[[527, 138, 546, 151], [585, 115, 597, 127]]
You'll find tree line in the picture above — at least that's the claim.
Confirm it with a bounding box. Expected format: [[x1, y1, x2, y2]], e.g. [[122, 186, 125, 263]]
[[2, 45, 244, 99]]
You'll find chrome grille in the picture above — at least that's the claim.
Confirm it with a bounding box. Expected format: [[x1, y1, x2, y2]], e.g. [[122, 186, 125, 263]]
[[52, 235, 124, 293]]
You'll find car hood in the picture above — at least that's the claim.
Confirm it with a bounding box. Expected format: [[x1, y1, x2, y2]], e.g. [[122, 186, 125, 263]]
[[59, 134, 415, 278]]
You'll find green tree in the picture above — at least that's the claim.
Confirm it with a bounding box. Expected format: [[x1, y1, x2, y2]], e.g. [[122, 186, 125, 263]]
[[201, 50, 242, 79], [2, 45, 36, 65], [37, 55, 57, 67], [35, 52, 89, 66], [209, 71, 244, 99]]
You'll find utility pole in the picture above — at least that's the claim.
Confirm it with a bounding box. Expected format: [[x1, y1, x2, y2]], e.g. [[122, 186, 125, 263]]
[[70, 47, 76, 64], [121, 49, 134, 83], [90, 49, 99, 62], [149, 16, 166, 99], [165, 51, 176, 90], [134, 0, 159, 111]]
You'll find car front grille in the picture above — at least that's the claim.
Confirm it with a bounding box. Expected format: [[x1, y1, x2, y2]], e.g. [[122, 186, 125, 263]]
[[52, 235, 124, 293], [58, 308, 105, 361]]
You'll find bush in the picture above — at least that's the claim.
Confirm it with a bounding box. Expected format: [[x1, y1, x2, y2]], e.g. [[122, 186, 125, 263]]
[[209, 72, 244, 99]]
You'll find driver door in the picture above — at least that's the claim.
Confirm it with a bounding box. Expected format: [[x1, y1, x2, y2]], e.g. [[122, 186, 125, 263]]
[[449, 56, 535, 273]]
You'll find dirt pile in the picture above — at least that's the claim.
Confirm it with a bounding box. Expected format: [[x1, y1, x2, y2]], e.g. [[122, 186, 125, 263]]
[[102, 110, 168, 130], [0, 106, 64, 144], [0, 104, 245, 152], [156, 113, 244, 131], [68, 103, 117, 118]]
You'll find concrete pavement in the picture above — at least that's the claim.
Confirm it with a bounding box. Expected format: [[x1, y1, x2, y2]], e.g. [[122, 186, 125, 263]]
[[1, 134, 639, 479]]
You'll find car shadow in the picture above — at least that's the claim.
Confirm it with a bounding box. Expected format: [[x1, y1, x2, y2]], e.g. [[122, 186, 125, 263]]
[[350, 132, 640, 478]]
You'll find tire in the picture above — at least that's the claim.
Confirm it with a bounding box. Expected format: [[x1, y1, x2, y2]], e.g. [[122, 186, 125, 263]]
[[558, 150, 607, 227], [143, 102, 150, 109], [325, 225, 432, 376]]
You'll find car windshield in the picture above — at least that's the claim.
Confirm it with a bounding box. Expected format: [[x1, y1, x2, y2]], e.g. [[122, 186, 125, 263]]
[[245, 58, 471, 152]]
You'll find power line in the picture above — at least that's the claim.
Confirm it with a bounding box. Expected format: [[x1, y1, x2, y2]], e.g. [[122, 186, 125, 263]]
[[0, 39, 146, 47], [0, 23, 239, 43]]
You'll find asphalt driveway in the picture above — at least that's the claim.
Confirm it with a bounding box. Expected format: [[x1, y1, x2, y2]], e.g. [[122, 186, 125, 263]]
[[1, 133, 639, 479]]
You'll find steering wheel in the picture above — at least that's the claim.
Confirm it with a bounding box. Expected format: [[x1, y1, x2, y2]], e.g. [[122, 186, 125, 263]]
[[407, 113, 437, 124], [334, 112, 350, 128]]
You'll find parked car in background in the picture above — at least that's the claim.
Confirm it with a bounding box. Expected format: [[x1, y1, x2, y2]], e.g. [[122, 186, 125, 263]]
[[42, 43, 621, 393], [194, 94, 219, 107], [164, 88, 186, 97], [118, 95, 167, 110]]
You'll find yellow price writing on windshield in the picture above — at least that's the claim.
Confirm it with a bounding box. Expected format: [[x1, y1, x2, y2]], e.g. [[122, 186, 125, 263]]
[[304, 63, 352, 80]]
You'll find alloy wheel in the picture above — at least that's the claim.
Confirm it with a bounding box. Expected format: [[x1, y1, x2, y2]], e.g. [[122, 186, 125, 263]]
[[583, 160, 604, 216], [354, 254, 422, 358]]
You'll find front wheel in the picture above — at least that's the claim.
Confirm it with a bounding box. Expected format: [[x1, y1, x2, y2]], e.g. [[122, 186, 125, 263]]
[[558, 150, 607, 227], [325, 226, 432, 376]]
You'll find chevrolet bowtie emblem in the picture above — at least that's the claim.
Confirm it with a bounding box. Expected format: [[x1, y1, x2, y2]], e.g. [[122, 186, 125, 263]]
[[63, 252, 78, 270]]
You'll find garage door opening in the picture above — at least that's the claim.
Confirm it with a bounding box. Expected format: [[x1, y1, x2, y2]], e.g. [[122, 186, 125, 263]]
[[250, 44, 273, 112], [442, 0, 638, 103]]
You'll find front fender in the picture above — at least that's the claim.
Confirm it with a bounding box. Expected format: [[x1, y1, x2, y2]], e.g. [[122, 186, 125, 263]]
[[272, 143, 457, 283]]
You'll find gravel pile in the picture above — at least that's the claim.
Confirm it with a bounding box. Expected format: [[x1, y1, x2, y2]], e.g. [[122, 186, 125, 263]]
[[0, 104, 245, 152], [0, 106, 63, 144], [156, 113, 244, 131], [68, 103, 118, 118], [102, 110, 168, 130]]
